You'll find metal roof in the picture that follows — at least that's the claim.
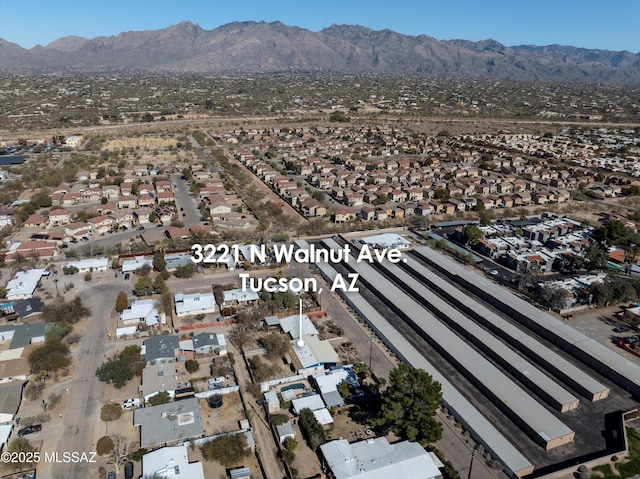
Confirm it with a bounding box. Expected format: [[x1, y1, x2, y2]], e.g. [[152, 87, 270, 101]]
[[415, 246, 640, 396], [404, 252, 608, 401], [376, 255, 580, 413], [296, 240, 533, 478], [322, 238, 573, 449], [320, 437, 442, 479]]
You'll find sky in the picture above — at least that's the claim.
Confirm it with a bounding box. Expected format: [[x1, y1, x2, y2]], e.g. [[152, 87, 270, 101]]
[[1, 0, 638, 52]]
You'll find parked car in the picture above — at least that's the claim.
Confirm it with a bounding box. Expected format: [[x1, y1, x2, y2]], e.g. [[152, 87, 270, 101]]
[[108, 472, 116, 479], [18, 424, 42, 436], [124, 273, 130, 280], [122, 398, 141, 410]]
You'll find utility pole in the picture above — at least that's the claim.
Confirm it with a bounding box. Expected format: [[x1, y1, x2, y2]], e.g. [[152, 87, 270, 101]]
[[467, 446, 478, 479]]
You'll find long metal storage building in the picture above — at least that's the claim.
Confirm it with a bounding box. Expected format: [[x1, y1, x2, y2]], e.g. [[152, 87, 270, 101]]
[[401, 254, 610, 401], [321, 238, 575, 451], [294, 240, 535, 478]]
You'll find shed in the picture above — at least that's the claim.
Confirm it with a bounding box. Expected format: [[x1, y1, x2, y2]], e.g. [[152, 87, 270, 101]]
[[229, 467, 251, 479], [276, 422, 295, 444]]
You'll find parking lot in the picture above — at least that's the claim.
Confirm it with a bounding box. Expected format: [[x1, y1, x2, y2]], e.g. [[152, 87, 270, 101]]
[[567, 305, 640, 359]]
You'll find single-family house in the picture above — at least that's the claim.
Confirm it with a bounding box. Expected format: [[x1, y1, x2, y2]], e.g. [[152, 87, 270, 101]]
[[174, 292, 217, 317]]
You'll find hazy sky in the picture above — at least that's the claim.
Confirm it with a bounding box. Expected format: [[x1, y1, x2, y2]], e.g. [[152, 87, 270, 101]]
[[1, 0, 638, 52]]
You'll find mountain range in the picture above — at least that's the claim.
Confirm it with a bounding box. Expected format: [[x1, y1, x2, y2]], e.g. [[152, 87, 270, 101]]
[[1, 21, 639, 84]]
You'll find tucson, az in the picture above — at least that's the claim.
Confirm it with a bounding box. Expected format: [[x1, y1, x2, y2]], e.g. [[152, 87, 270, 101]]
[[1, 8, 640, 479]]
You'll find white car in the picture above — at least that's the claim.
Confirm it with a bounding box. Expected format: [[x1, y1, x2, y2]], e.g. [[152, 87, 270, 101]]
[[489, 269, 499, 276], [122, 398, 141, 410]]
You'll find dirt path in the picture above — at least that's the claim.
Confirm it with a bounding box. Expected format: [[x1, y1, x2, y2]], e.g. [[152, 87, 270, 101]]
[[221, 147, 307, 224], [229, 342, 286, 479]]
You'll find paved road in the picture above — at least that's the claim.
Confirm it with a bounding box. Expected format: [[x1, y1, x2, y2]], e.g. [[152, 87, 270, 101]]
[[436, 409, 509, 479], [188, 135, 218, 173], [51, 283, 122, 479], [171, 173, 200, 227]]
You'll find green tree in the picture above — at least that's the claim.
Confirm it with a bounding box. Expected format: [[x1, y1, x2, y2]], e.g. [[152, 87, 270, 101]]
[[115, 292, 129, 313], [152, 275, 167, 294], [338, 380, 354, 398], [148, 391, 171, 406], [152, 252, 166, 272], [585, 244, 607, 270], [329, 111, 350, 122], [133, 276, 154, 296], [352, 362, 370, 383], [30, 191, 52, 208], [42, 296, 90, 324], [594, 219, 629, 246], [174, 264, 196, 278], [185, 359, 200, 374], [543, 286, 569, 311], [433, 189, 450, 201], [372, 193, 389, 205], [298, 408, 326, 451], [372, 364, 443, 444], [28, 338, 71, 373], [461, 225, 483, 245], [1, 438, 37, 472], [96, 345, 144, 388], [261, 333, 290, 360], [200, 434, 249, 466], [274, 290, 296, 310], [478, 209, 494, 225]]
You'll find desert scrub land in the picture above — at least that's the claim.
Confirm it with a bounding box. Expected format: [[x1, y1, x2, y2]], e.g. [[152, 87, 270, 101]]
[[103, 137, 178, 150]]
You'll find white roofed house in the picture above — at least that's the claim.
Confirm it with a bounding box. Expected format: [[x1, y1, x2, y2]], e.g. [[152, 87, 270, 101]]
[[65, 257, 109, 273], [141, 445, 205, 479], [222, 289, 260, 309], [120, 299, 166, 327], [6, 269, 48, 300], [174, 292, 216, 317], [319, 437, 442, 479], [121, 255, 153, 273]]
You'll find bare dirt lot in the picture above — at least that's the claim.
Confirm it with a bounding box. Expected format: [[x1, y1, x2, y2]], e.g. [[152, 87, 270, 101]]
[[103, 137, 177, 150]]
